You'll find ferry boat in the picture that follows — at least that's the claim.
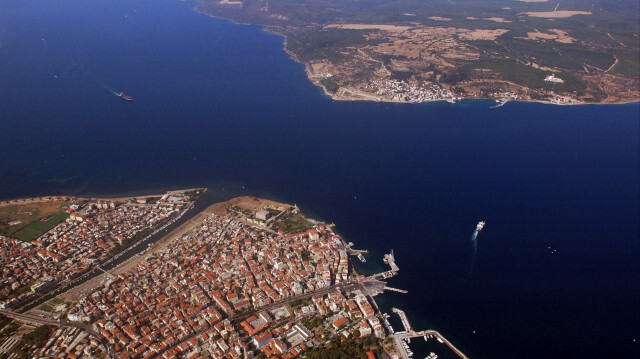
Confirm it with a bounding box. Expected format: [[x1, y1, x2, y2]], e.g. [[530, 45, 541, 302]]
[[476, 221, 485, 232], [119, 92, 133, 101]]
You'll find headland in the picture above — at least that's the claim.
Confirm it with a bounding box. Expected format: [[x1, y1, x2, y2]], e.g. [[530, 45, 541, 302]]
[[193, 0, 640, 105]]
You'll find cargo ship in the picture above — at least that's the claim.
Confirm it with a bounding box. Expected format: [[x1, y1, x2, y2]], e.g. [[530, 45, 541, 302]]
[[119, 92, 133, 101], [476, 221, 485, 232]]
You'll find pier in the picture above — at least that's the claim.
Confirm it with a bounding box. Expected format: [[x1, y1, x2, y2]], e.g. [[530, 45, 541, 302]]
[[365, 270, 397, 281], [349, 248, 368, 262], [348, 247, 369, 263], [383, 249, 399, 272], [362, 249, 400, 281], [349, 249, 369, 255], [391, 308, 469, 359], [392, 308, 413, 332], [384, 286, 408, 294], [396, 330, 469, 359]]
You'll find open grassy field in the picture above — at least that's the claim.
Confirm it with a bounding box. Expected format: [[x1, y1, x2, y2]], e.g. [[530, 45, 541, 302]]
[[12, 212, 69, 242]]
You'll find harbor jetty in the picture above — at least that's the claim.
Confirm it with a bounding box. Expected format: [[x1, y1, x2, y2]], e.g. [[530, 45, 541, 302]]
[[383, 249, 400, 272], [391, 307, 469, 359]]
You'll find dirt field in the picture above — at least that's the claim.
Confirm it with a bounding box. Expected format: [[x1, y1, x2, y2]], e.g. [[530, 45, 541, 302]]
[[0, 200, 68, 237], [324, 24, 412, 32], [484, 17, 512, 23], [429, 16, 452, 21], [458, 28, 510, 41], [211, 196, 292, 216], [524, 10, 592, 18], [521, 29, 575, 43], [466, 16, 511, 23]]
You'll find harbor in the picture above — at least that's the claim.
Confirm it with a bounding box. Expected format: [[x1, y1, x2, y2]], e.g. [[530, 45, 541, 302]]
[[383, 249, 400, 272], [347, 244, 369, 263], [390, 307, 469, 359]]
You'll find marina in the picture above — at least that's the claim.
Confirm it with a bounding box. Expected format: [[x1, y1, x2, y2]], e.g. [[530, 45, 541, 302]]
[[348, 246, 369, 263], [391, 307, 469, 359]]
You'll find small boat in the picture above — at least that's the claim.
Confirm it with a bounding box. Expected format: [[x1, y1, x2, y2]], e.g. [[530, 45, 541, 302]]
[[119, 92, 133, 101], [476, 221, 485, 232]]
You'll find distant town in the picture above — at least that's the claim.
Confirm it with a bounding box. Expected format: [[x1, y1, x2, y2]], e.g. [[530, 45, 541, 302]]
[[1, 192, 467, 359]]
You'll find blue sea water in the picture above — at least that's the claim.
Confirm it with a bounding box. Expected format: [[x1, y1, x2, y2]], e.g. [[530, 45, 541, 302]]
[[1, 1, 639, 358]]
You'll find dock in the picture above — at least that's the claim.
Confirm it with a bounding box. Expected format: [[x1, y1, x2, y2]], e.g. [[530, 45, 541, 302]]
[[392, 308, 413, 332], [384, 286, 408, 294], [383, 249, 399, 272], [390, 308, 469, 359], [349, 249, 369, 255], [397, 330, 469, 359], [348, 247, 369, 263]]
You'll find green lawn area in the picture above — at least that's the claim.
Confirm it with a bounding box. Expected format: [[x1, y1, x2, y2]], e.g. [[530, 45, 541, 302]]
[[276, 213, 313, 233], [12, 212, 69, 242]]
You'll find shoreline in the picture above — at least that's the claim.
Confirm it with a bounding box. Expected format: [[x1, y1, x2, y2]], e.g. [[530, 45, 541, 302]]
[[0, 187, 206, 206], [309, 76, 640, 106], [326, 91, 640, 106], [304, 62, 640, 106], [189, 4, 639, 107], [29, 193, 462, 358]]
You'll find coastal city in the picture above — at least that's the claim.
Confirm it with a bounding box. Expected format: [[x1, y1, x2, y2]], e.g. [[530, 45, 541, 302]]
[[0, 193, 468, 359], [0, 191, 198, 310], [1, 0, 638, 358]]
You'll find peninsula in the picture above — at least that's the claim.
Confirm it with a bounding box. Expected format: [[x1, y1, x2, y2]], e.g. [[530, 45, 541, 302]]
[[195, 0, 639, 104], [1, 193, 464, 359]]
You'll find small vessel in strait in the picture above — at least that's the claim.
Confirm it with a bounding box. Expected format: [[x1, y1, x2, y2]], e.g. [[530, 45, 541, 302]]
[[476, 221, 485, 232], [119, 92, 133, 101]]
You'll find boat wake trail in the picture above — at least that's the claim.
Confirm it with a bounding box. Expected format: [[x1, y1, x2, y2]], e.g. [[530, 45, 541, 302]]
[[75, 62, 119, 96], [470, 230, 478, 271], [463, 230, 479, 284]]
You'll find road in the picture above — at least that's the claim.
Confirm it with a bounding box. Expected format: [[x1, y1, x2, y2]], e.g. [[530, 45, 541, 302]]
[[0, 309, 116, 359]]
